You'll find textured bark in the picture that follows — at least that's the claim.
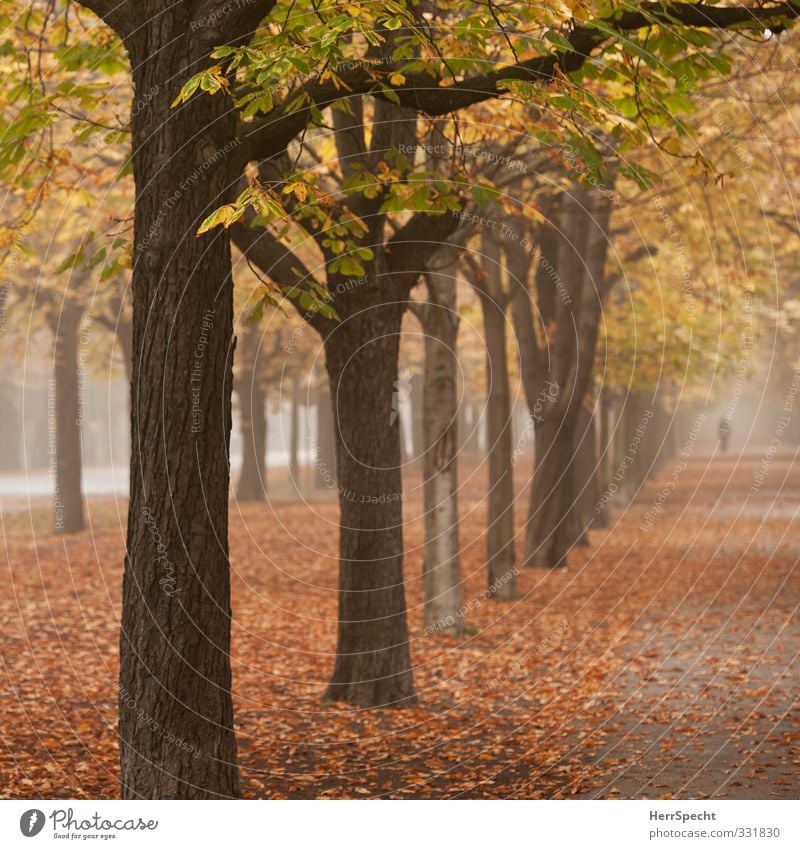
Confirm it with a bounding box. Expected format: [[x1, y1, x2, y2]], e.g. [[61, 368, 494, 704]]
[[473, 236, 517, 599], [525, 414, 575, 568], [414, 273, 464, 636], [322, 301, 415, 706], [49, 302, 86, 534], [116, 11, 247, 798]]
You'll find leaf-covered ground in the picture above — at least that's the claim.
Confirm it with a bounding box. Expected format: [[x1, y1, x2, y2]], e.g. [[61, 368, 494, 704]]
[[1, 454, 797, 799]]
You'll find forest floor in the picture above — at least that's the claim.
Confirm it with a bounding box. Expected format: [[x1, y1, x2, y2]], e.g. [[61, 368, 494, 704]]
[[0, 452, 798, 799]]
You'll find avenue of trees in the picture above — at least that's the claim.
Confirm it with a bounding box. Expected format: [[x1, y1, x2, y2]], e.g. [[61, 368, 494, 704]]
[[2, 0, 799, 798]]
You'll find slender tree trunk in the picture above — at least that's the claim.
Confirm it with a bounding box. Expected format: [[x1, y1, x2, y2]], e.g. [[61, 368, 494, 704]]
[[117, 317, 133, 382], [594, 387, 614, 528], [236, 377, 267, 502], [290, 375, 300, 487], [571, 403, 598, 544], [459, 403, 481, 454], [414, 273, 464, 636], [474, 237, 517, 599], [0, 376, 22, 471], [118, 23, 240, 798], [29, 385, 50, 469], [323, 301, 415, 706], [50, 303, 85, 534], [314, 384, 336, 490], [409, 372, 424, 465], [617, 392, 654, 503]]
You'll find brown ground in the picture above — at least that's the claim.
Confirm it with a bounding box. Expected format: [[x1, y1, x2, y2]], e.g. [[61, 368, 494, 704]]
[[0, 453, 798, 799]]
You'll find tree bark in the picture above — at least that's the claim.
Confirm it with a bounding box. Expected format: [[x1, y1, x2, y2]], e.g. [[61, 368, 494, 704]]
[[322, 301, 415, 706], [49, 302, 86, 534], [413, 272, 464, 636], [314, 383, 336, 490], [0, 375, 22, 471], [594, 387, 614, 528], [116, 13, 247, 798], [290, 375, 301, 487], [117, 316, 133, 382], [235, 376, 267, 502], [473, 236, 517, 599], [525, 413, 580, 568], [571, 403, 598, 544], [514, 182, 615, 568]]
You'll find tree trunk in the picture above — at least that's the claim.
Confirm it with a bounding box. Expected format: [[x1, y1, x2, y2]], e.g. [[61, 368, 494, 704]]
[[517, 182, 615, 568], [118, 23, 240, 798], [459, 403, 481, 454], [571, 403, 598, 544], [415, 274, 464, 636], [474, 237, 517, 599], [524, 412, 578, 568], [290, 375, 300, 487], [0, 375, 22, 471], [594, 387, 614, 528], [236, 376, 267, 502], [117, 317, 133, 382], [323, 301, 415, 706], [409, 372, 424, 465], [314, 384, 336, 490], [615, 392, 654, 504], [50, 302, 85, 534]]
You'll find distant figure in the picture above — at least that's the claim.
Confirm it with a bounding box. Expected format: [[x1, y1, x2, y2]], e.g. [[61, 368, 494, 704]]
[[718, 417, 731, 452]]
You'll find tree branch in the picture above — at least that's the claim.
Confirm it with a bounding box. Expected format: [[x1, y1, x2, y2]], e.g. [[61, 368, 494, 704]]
[[385, 210, 462, 291], [230, 221, 332, 334], [240, 2, 799, 162]]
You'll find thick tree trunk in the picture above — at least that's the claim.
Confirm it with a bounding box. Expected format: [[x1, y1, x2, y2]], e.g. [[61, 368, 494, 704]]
[[323, 302, 415, 706], [474, 237, 517, 599], [236, 377, 267, 502], [415, 275, 464, 636], [50, 303, 85, 534], [118, 23, 240, 798], [524, 412, 578, 568], [516, 182, 614, 568]]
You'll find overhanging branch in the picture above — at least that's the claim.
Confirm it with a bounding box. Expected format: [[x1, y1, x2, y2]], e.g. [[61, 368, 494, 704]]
[[240, 2, 799, 162]]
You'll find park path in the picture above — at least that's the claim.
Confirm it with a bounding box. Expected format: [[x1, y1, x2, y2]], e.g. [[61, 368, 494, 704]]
[[566, 452, 800, 799]]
